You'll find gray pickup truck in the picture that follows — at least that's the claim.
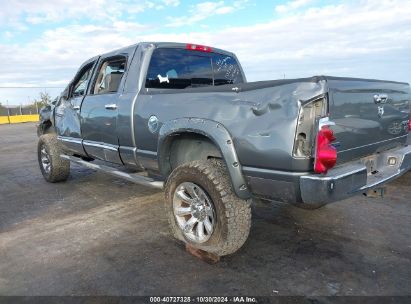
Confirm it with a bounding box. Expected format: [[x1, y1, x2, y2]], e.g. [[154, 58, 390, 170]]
[[37, 42, 411, 256]]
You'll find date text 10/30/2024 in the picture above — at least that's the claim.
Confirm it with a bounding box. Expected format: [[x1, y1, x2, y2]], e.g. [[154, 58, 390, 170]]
[[149, 296, 257, 303]]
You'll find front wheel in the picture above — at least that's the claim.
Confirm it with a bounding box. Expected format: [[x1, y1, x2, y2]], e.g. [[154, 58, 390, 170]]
[[38, 134, 70, 182], [164, 159, 252, 256]]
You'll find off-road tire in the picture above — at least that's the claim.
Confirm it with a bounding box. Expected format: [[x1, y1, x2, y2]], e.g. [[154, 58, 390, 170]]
[[164, 159, 252, 256], [38, 134, 70, 182]]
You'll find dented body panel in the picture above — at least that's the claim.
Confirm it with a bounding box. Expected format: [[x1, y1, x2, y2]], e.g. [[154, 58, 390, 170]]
[[38, 42, 411, 206]]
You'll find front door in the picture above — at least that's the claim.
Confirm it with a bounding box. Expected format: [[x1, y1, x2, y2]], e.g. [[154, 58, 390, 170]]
[[55, 59, 97, 155], [80, 55, 127, 164]]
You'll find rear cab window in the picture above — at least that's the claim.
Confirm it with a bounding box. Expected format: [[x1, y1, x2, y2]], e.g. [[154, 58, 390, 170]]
[[92, 57, 126, 94], [212, 53, 242, 85], [145, 48, 243, 89]]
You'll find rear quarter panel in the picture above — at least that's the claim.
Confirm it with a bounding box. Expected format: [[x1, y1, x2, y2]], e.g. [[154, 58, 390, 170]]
[[134, 79, 328, 172]]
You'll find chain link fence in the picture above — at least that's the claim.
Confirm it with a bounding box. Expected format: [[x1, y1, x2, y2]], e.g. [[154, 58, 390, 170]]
[[0, 104, 41, 124], [0, 105, 39, 116]]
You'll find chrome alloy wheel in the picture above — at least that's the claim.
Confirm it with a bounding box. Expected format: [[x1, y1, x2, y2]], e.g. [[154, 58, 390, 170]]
[[40, 145, 51, 174], [173, 182, 216, 243]]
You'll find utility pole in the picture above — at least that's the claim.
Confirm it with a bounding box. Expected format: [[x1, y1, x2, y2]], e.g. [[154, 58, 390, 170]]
[[6, 100, 10, 124]]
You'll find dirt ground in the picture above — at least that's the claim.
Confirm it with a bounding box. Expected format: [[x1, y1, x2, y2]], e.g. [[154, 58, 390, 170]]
[[0, 122, 410, 296]]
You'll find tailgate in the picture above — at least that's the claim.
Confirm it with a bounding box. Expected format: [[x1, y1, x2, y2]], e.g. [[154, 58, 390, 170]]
[[327, 77, 410, 164]]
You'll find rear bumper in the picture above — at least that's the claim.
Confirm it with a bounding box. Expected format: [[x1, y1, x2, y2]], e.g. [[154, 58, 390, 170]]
[[300, 144, 411, 205], [244, 143, 411, 206]]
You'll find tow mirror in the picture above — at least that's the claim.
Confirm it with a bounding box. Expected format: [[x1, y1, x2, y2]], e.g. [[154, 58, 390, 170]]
[[61, 88, 70, 101]]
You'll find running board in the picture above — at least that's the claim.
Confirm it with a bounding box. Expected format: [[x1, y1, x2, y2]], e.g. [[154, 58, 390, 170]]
[[60, 155, 164, 189]]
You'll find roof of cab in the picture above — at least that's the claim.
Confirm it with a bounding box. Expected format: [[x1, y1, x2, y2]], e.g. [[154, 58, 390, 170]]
[[81, 42, 236, 70], [143, 42, 235, 56], [96, 42, 235, 59]]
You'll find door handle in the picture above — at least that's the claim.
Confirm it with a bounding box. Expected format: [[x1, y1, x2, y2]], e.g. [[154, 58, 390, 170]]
[[73, 105, 80, 110], [105, 104, 117, 110]]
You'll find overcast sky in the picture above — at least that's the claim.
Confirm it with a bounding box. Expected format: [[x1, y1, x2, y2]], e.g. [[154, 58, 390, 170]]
[[1, 0, 410, 105]]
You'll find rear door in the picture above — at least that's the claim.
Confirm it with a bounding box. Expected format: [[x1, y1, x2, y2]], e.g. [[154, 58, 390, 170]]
[[80, 54, 128, 164], [328, 78, 410, 163]]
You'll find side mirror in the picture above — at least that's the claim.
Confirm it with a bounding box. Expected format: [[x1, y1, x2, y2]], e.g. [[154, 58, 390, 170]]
[[61, 87, 70, 101], [62, 90, 69, 100]]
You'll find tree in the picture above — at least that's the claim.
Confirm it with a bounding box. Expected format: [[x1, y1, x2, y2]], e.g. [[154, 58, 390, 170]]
[[34, 91, 52, 109]]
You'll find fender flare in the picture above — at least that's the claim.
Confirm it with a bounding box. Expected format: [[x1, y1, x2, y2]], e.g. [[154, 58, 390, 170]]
[[37, 105, 55, 136], [158, 118, 251, 199]]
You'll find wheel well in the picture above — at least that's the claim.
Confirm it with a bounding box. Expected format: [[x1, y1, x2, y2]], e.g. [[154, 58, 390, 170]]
[[38, 119, 55, 136], [161, 133, 222, 177]]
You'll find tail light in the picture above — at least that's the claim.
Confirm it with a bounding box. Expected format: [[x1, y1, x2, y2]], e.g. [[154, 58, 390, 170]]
[[314, 124, 337, 174], [408, 115, 411, 131], [293, 97, 328, 158], [186, 43, 212, 52], [292, 96, 336, 174]]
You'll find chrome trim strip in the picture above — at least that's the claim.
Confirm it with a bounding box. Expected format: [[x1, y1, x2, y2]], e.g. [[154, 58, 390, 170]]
[[57, 136, 82, 144], [136, 149, 157, 157], [83, 140, 118, 151], [120, 146, 137, 154]]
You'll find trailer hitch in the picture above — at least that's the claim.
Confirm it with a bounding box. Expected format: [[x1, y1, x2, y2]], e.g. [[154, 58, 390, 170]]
[[363, 187, 386, 198]]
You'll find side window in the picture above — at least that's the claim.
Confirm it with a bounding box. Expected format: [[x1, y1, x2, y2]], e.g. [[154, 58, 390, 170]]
[[93, 57, 126, 94], [212, 54, 243, 85], [146, 48, 213, 89], [71, 64, 93, 97]]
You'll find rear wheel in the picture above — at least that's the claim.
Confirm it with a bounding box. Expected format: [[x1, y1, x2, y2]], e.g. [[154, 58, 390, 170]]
[[164, 159, 252, 256], [38, 134, 70, 182]]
